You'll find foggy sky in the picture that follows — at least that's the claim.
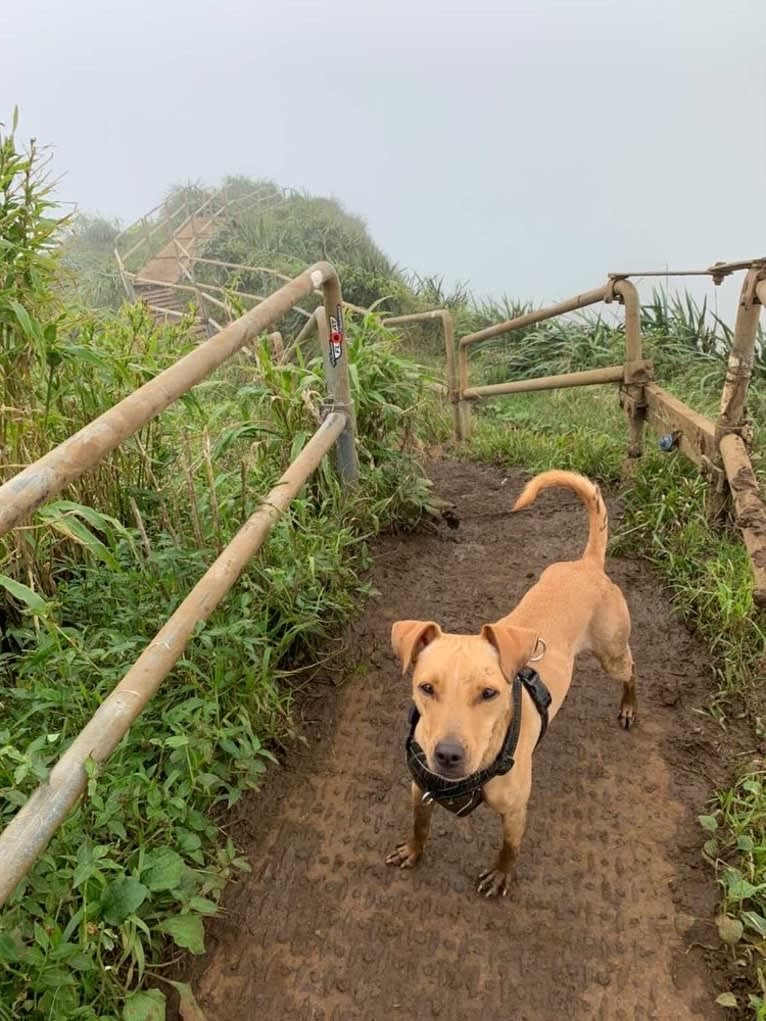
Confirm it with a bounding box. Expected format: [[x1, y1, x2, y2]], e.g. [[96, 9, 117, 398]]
[[2, 0, 765, 324]]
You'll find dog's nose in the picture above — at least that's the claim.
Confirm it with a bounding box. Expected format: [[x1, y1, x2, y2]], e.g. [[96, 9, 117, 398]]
[[434, 739, 465, 773]]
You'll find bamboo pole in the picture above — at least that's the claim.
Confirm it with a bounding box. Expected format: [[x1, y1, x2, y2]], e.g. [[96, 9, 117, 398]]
[[0, 263, 341, 536], [383, 310, 460, 438], [719, 269, 763, 430], [710, 268, 765, 520], [457, 285, 609, 438], [719, 433, 766, 608], [130, 274, 313, 319], [463, 365, 625, 400], [613, 279, 649, 466], [459, 286, 609, 351]]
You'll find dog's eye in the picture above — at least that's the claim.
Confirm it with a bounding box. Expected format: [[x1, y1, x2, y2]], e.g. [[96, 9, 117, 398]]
[[418, 683, 435, 697], [481, 688, 499, 701]]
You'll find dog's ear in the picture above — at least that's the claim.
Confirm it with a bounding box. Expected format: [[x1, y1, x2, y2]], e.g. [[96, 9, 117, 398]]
[[391, 620, 443, 675], [480, 624, 540, 683]]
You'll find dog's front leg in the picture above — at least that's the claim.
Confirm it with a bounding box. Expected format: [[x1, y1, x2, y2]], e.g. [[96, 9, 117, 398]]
[[477, 806, 527, 897], [479, 778, 531, 898], [385, 782, 434, 869]]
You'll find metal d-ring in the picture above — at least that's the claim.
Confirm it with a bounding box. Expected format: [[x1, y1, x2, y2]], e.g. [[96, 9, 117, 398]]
[[529, 637, 547, 662]]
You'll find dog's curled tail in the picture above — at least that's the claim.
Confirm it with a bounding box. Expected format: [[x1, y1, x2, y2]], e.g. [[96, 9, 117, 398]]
[[512, 470, 608, 564]]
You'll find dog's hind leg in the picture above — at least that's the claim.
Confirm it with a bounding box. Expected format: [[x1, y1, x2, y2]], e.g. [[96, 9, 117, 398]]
[[385, 782, 434, 869], [590, 586, 638, 729], [599, 645, 638, 730]]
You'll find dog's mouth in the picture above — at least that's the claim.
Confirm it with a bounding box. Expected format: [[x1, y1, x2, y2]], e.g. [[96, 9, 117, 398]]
[[425, 747, 475, 781], [429, 761, 469, 781]]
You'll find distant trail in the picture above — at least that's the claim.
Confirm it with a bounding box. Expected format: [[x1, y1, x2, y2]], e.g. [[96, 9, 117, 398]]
[[183, 458, 726, 1021]]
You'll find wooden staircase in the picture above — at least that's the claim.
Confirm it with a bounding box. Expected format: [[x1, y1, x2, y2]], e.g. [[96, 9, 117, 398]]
[[137, 215, 217, 284], [130, 213, 220, 338], [114, 187, 323, 343], [114, 190, 277, 339], [131, 282, 202, 328]]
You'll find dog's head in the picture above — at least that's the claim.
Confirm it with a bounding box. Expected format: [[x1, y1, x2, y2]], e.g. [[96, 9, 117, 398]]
[[391, 620, 540, 779]]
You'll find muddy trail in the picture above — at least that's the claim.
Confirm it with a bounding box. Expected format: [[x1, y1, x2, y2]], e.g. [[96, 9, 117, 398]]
[[185, 459, 731, 1020]]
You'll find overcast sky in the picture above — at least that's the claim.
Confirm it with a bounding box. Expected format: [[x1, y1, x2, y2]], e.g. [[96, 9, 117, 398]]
[[2, 0, 765, 323]]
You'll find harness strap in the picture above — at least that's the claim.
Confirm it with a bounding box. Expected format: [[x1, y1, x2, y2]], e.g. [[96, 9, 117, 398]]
[[517, 666, 552, 745]]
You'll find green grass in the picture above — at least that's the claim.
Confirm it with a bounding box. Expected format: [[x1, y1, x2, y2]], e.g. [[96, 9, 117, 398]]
[[468, 387, 626, 482]]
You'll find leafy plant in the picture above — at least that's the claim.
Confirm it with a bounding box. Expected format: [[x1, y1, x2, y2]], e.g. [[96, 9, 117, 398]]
[[0, 108, 70, 447]]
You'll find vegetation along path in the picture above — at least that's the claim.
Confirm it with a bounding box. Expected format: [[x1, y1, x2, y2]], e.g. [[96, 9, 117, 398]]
[[184, 458, 729, 1020]]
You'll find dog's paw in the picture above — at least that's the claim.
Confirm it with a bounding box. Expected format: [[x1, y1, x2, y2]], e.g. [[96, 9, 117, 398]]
[[618, 704, 637, 730], [476, 868, 511, 898], [385, 842, 421, 869]]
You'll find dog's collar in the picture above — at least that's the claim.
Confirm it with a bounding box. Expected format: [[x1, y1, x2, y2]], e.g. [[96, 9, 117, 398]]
[[405, 666, 552, 818]]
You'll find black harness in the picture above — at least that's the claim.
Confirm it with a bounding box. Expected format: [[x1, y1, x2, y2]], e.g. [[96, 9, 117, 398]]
[[405, 667, 552, 817]]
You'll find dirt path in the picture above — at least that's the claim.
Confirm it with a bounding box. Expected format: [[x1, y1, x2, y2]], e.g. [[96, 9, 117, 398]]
[[187, 459, 728, 1020]]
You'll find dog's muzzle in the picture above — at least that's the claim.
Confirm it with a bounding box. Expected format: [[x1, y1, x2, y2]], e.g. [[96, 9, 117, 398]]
[[405, 667, 551, 818]]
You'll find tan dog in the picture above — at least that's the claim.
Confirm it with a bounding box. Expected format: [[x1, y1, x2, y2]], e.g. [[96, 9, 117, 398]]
[[385, 469, 637, 897]]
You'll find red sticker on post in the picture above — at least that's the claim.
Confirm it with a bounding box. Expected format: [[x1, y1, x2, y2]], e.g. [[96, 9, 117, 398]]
[[329, 304, 344, 367]]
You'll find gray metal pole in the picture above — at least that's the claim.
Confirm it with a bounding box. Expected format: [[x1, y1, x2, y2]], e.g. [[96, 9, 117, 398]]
[[318, 280, 359, 488]]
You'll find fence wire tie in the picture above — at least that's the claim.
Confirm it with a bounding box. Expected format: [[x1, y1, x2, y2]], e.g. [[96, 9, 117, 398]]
[[320, 400, 352, 424]]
